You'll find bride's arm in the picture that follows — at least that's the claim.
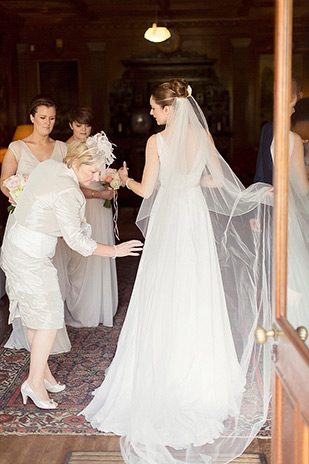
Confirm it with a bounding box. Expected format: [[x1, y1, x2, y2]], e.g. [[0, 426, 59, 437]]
[[119, 134, 160, 198]]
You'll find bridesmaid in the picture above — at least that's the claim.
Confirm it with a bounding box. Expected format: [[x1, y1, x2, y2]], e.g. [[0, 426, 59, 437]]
[[0, 94, 71, 354], [61, 107, 118, 327]]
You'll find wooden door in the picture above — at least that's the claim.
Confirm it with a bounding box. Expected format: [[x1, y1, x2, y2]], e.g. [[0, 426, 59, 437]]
[[256, 1, 309, 462]]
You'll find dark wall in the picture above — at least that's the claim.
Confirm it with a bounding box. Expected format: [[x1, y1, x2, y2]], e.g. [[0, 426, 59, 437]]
[[0, 16, 308, 187]]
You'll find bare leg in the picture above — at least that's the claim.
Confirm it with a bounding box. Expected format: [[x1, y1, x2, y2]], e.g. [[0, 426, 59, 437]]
[[26, 328, 57, 403], [26, 328, 58, 386]]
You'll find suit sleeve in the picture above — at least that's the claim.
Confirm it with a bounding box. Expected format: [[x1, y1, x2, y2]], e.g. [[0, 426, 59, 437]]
[[254, 126, 266, 183]]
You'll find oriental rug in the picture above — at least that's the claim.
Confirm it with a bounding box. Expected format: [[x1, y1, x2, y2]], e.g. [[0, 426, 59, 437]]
[[64, 451, 266, 464], [0, 256, 271, 437]]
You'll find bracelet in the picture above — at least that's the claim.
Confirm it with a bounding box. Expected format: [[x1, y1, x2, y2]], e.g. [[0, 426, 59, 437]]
[[91, 190, 95, 198], [112, 244, 117, 259], [126, 178, 133, 190]]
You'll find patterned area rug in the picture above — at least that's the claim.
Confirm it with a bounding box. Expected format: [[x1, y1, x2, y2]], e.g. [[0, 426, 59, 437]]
[[64, 451, 266, 464], [0, 256, 271, 437]]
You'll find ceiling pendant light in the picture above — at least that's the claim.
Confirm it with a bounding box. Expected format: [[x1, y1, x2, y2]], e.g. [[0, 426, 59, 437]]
[[144, 23, 171, 43]]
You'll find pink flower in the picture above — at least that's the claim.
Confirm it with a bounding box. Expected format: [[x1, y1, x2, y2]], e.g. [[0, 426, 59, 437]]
[[3, 173, 28, 213], [4, 176, 20, 190], [105, 175, 113, 183]]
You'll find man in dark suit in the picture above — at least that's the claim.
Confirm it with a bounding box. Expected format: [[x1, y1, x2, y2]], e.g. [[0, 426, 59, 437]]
[[254, 75, 303, 184], [254, 121, 274, 183]]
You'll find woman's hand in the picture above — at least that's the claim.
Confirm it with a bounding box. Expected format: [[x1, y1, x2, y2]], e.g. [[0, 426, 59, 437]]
[[249, 218, 261, 233], [118, 161, 129, 186], [93, 240, 143, 258], [8, 194, 16, 206], [96, 188, 115, 200], [115, 239, 143, 257]]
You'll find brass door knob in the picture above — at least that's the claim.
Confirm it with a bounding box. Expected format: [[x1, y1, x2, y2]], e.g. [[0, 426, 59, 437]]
[[296, 326, 308, 342], [255, 325, 308, 344], [255, 325, 282, 344]]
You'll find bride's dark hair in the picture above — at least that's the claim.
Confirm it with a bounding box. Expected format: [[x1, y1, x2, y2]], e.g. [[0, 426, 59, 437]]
[[151, 79, 189, 108]]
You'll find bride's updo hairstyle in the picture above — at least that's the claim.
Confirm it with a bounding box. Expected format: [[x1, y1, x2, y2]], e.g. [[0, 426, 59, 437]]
[[151, 78, 190, 108], [64, 139, 94, 169]]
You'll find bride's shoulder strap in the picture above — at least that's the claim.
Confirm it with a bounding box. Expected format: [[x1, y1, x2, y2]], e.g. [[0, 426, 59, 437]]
[[154, 131, 164, 153]]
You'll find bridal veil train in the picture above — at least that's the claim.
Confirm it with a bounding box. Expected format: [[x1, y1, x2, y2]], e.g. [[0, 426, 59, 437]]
[[81, 80, 274, 463]]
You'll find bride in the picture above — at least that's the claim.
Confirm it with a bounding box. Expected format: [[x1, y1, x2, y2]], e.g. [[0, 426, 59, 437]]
[[81, 79, 274, 463]]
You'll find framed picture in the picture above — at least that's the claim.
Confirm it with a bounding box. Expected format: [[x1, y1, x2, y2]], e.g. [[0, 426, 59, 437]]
[[37, 60, 79, 140]]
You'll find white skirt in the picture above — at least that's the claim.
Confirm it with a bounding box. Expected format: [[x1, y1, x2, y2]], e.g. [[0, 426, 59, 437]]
[[81, 186, 246, 454], [1, 220, 65, 331]]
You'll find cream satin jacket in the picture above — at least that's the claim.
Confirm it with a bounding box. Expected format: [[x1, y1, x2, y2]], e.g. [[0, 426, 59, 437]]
[[14, 159, 97, 257]]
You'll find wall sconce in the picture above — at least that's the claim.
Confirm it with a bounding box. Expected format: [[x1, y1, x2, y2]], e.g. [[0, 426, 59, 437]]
[[12, 125, 33, 141], [144, 23, 171, 43]]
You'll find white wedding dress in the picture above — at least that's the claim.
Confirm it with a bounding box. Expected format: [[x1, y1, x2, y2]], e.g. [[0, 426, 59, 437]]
[[81, 94, 273, 464], [82, 133, 246, 440]]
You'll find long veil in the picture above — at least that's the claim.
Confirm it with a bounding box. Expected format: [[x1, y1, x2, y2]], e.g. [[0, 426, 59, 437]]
[[129, 94, 274, 463], [282, 133, 309, 335]]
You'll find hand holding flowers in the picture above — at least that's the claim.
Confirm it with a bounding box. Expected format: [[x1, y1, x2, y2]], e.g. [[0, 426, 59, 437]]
[[100, 169, 121, 208], [3, 173, 28, 213], [100, 168, 122, 240]]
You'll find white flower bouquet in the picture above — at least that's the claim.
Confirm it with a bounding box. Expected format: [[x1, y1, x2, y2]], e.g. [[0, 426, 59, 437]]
[[3, 173, 28, 213], [100, 168, 121, 208]]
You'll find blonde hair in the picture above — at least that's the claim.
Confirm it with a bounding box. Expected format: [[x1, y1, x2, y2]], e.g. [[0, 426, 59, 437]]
[[64, 139, 95, 169]]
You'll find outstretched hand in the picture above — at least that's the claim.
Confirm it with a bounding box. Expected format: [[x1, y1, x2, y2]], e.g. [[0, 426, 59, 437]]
[[115, 239, 143, 257], [249, 218, 261, 233]]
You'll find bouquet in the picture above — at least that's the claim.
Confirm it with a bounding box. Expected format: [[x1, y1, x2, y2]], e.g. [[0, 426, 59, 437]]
[[3, 173, 28, 213], [100, 169, 121, 208]]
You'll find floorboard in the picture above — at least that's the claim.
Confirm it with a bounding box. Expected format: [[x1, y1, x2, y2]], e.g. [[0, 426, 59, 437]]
[[0, 435, 270, 464]]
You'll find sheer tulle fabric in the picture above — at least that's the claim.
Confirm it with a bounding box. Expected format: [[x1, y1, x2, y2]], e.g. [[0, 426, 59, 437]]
[[82, 96, 273, 463], [272, 134, 309, 339]]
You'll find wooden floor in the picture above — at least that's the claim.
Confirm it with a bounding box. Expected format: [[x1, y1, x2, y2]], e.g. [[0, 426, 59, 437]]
[[0, 435, 271, 464]]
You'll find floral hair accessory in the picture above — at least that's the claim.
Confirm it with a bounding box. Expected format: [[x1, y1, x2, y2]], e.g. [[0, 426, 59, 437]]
[[187, 85, 192, 97], [85, 131, 116, 170]]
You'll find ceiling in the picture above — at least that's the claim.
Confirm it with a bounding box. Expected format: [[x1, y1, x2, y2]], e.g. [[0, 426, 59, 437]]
[[0, 0, 308, 48], [0, 0, 308, 27]]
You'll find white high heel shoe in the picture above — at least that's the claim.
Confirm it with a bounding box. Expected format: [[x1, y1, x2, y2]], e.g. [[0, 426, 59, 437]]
[[44, 379, 66, 393], [21, 381, 57, 409]]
